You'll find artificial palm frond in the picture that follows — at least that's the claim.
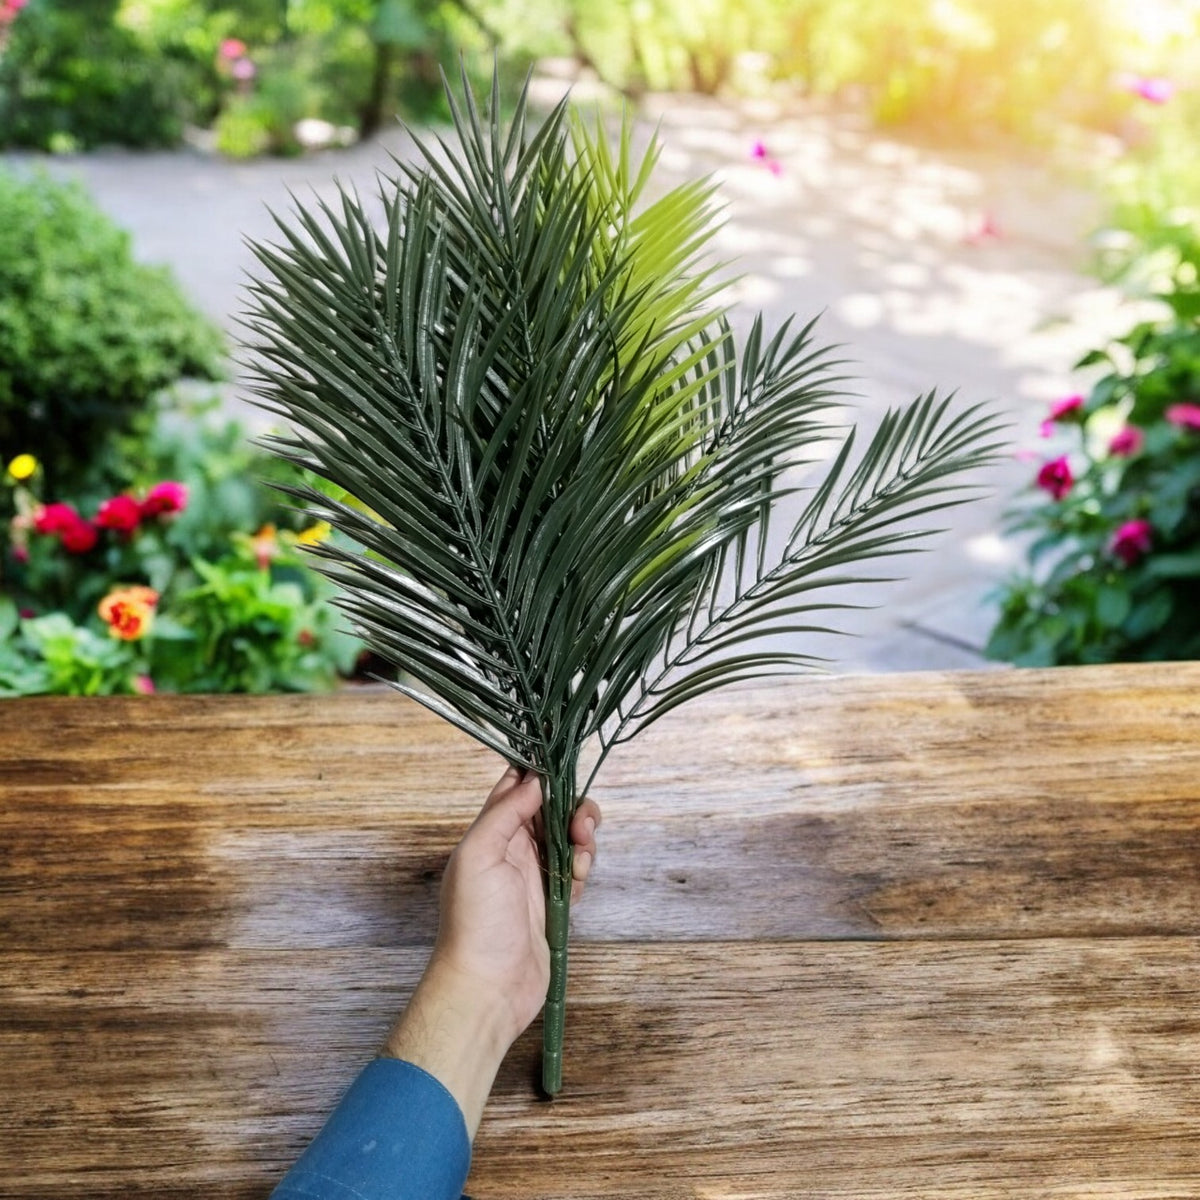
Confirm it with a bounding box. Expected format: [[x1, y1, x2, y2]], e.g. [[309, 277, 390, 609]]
[[242, 67, 1006, 1095]]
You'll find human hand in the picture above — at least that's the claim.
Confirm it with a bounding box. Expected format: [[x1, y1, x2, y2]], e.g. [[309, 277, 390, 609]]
[[431, 765, 601, 1047], [383, 766, 600, 1134]]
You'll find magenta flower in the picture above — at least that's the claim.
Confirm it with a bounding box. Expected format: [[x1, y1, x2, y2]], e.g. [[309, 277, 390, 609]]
[[1039, 393, 1084, 437], [1135, 77, 1174, 104], [1036, 455, 1074, 501], [133, 675, 157, 696], [964, 211, 1002, 246], [34, 502, 82, 536], [1110, 519, 1153, 566], [96, 494, 143, 533], [219, 38, 247, 60], [141, 480, 189, 518], [1165, 402, 1200, 431], [750, 140, 768, 160], [1108, 425, 1144, 457]]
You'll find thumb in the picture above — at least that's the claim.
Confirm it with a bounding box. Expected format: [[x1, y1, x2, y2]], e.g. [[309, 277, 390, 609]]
[[472, 770, 543, 850]]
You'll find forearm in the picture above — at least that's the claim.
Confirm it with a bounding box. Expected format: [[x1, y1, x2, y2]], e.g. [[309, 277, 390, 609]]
[[382, 956, 515, 1138]]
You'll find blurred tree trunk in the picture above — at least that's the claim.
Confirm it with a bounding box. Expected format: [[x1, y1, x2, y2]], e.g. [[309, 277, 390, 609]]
[[360, 38, 396, 139]]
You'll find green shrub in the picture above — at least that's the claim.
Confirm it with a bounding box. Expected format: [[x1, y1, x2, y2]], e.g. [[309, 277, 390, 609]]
[[0, 170, 225, 498], [0, 1, 198, 150], [214, 97, 274, 158], [987, 221, 1200, 666]]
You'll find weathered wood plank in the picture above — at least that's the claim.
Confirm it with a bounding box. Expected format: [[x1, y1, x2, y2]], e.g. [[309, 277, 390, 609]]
[[3, 665, 1199, 1197], [3, 667, 1199, 949], [2, 940, 1198, 1198]]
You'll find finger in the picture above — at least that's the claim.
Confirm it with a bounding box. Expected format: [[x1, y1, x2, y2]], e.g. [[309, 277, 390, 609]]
[[473, 769, 543, 849], [570, 798, 601, 856], [571, 849, 593, 903], [479, 763, 525, 814]]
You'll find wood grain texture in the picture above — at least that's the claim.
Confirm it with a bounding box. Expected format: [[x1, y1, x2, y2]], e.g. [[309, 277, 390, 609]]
[[2, 664, 1199, 1197]]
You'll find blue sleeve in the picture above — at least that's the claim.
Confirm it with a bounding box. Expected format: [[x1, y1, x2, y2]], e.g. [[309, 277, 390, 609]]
[[270, 1057, 471, 1200]]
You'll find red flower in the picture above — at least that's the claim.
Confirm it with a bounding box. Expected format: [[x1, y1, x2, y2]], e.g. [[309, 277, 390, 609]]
[[34, 502, 82, 536], [1036, 456, 1074, 501], [1108, 425, 1144, 457], [96, 494, 143, 533], [35, 503, 98, 553], [1110, 519, 1153, 566], [1165, 403, 1200, 431], [1039, 393, 1084, 438], [140, 480, 189, 518], [60, 519, 98, 554]]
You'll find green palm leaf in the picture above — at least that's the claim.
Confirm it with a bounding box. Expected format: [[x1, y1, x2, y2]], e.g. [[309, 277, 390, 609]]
[[242, 66, 1006, 1095]]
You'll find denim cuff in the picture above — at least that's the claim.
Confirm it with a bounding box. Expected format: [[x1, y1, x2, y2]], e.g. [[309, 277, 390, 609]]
[[270, 1057, 471, 1200]]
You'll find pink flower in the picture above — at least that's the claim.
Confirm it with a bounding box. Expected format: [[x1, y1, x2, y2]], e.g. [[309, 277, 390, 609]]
[[1129, 76, 1174, 104], [1036, 455, 1074, 501], [1110, 519, 1153, 566], [133, 675, 157, 696], [140, 480, 188, 518], [95, 494, 143, 533], [59, 519, 98, 554], [1165, 402, 1200, 431], [1039, 393, 1084, 437], [1108, 425, 1144, 457], [34, 502, 98, 553], [34, 502, 82, 536], [231, 57, 257, 82], [964, 211, 1002, 246], [750, 140, 768, 160], [219, 38, 247, 60]]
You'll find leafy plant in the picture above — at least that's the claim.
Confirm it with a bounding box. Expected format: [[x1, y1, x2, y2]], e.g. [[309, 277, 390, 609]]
[[1, 399, 364, 695], [0, 0, 197, 150], [987, 221, 1200, 665], [244, 71, 1003, 1093], [0, 171, 225, 499]]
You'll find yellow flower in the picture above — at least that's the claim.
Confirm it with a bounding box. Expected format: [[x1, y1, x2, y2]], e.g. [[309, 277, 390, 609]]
[[295, 520, 332, 547], [6, 453, 37, 482]]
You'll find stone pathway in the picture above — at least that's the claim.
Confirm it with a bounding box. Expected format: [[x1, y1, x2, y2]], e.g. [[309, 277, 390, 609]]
[[7, 82, 1132, 673]]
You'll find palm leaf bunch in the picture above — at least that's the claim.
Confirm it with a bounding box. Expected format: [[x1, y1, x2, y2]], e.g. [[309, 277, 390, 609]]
[[243, 70, 1005, 1095]]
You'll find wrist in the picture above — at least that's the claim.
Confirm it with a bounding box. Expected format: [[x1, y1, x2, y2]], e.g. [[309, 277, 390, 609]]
[[381, 956, 513, 1138]]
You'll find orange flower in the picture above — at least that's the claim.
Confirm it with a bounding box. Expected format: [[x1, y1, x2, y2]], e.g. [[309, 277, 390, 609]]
[[98, 586, 159, 641], [250, 523, 278, 569]]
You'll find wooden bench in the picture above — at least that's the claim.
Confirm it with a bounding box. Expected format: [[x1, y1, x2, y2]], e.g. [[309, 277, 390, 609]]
[[3, 663, 1199, 1197]]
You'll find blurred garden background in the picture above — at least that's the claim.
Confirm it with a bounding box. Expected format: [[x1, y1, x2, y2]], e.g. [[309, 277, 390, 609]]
[[1, 0, 1198, 695]]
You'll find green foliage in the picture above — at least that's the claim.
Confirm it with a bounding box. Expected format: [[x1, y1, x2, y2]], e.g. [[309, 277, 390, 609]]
[[560, 0, 1136, 139], [244, 71, 1003, 1091], [0, 0, 198, 150], [0, 171, 226, 500], [214, 96, 274, 156], [987, 222, 1200, 666], [0, 612, 139, 697], [148, 546, 360, 692], [7, 225, 221, 493], [1, 398, 364, 696]]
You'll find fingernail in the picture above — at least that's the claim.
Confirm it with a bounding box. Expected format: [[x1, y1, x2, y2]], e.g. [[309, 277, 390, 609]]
[[575, 850, 592, 877], [583, 816, 595, 839]]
